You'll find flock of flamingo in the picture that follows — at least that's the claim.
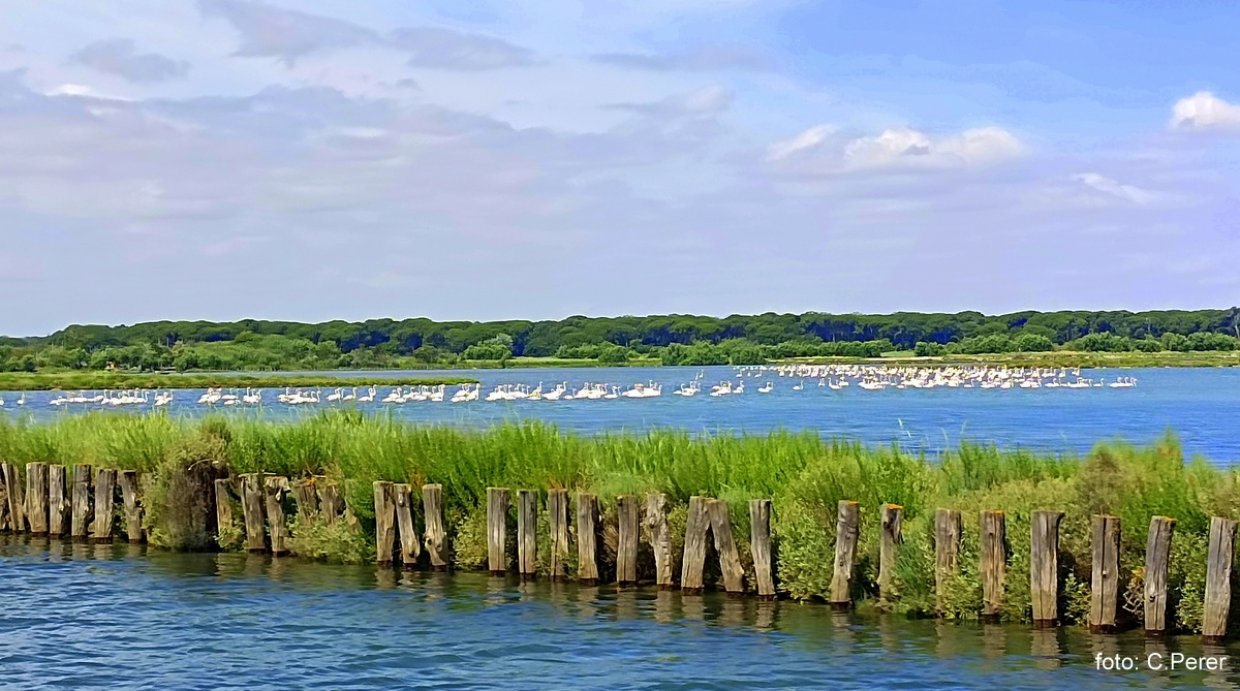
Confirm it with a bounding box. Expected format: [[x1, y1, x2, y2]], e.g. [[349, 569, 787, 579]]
[[0, 363, 1138, 412], [736, 364, 1138, 391]]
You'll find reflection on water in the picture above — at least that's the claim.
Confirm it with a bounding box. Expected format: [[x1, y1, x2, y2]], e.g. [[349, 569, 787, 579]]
[[2, 535, 1239, 689]]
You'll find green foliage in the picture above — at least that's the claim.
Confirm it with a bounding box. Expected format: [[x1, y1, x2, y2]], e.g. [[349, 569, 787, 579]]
[[289, 515, 374, 564], [5, 307, 1239, 373]]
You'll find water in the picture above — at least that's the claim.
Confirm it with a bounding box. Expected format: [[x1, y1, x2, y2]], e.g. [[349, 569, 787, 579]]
[[4, 366, 1239, 460], [1, 536, 1235, 690]]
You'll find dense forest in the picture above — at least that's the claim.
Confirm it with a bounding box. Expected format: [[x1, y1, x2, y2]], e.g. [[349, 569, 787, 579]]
[[1, 308, 1238, 371]]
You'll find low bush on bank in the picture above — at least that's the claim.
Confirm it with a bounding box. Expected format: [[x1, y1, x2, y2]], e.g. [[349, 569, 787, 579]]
[[1, 411, 1237, 632]]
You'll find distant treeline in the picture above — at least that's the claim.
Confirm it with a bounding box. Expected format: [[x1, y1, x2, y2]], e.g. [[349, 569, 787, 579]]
[[1, 308, 1238, 371]]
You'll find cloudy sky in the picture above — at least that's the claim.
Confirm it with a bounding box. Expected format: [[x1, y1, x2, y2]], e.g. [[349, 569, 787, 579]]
[[2, 0, 1239, 335]]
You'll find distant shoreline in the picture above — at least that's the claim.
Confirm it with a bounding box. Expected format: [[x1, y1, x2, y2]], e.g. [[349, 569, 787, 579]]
[[0, 372, 477, 392]]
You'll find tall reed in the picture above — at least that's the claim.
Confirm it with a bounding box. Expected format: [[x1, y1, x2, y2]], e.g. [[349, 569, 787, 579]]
[[1, 411, 1236, 632]]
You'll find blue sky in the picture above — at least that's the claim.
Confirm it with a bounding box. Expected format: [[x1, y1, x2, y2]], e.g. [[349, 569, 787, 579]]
[[1, 0, 1238, 335]]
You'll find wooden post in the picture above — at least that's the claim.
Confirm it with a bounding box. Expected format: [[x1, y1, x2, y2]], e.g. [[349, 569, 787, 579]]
[[486, 487, 510, 574], [1145, 516, 1175, 635], [214, 479, 235, 547], [316, 477, 342, 525], [264, 476, 290, 555], [879, 503, 903, 602], [681, 496, 710, 592], [0, 472, 8, 533], [392, 483, 420, 567], [25, 463, 48, 534], [935, 509, 962, 615], [1204, 516, 1236, 642], [373, 481, 396, 564], [291, 478, 318, 524], [118, 470, 144, 543], [750, 499, 775, 598], [90, 468, 117, 541], [646, 494, 674, 589], [708, 499, 744, 594], [516, 490, 537, 578], [616, 495, 639, 585], [547, 488, 569, 579], [1030, 510, 1064, 626], [47, 465, 68, 536], [829, 500, 860, 608], [981, 510, 1007, 621], [240, 473, 266, 552], [2, 463, 26, 532], [1090, 515, 1121, 632], [421, 484, 449, 569], [576, 492, 600, 583], [70, 464, 91, 539]]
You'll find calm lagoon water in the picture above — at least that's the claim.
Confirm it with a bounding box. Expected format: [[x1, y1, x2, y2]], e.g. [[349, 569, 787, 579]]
[[2, 536, 1237, 690], [4, 366, 1240, 461]]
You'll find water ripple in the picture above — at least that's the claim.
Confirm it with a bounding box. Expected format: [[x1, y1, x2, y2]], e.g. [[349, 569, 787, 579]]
[[2, 537, 1238, 690]]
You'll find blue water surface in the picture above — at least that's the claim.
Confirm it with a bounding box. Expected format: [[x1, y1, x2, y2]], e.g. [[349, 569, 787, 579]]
[[3, 366, 1239, 461], [2, 537, 1237, 690]]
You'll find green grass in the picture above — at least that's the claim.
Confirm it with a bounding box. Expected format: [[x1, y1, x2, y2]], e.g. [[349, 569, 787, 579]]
[[0, 372, 477, 391], [1, 412, 1236, 633]]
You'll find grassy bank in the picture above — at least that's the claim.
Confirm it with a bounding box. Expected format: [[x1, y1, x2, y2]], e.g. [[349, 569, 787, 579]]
[[0, 372, 477, 391], [1, 412, 1236, 633], [782, 350, 1240, 369]]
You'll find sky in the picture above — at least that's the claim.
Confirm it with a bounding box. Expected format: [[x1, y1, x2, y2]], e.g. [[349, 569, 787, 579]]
[[1, 0, 1239, 336]]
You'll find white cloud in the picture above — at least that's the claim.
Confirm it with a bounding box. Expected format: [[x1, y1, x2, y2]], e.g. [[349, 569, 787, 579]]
[[765, 124, 836, 161], [769, 124, 1024, 173], [1071, 172, 1151, 205], [1169, 91, 1240, 132]]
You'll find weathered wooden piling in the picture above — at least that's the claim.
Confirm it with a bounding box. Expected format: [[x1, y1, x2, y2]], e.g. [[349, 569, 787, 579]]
[[118, 470, 144, 543], [708, 499, 745, 594], [616, 495, 639, 585], [829, 500, 860, 608], [646, 493, 674, 589], [90, 468, 117, 541], [517, 490, 537, 578], [264, 476, 290, 555], [681, 496, 710, 592], [1144, 516, 1176, 635], [317, 478, 343, 525], [1089, 514, 1121, 632], [25, 463, 49, 534], [214, 478, 236, 546], [2, 463, 25, 532], [576, 492, 600, 583], [749, 499, 775, 599], [1203, 516, 1236, 642], [291, 478, 318, 524], [422, 483, 449, 569], [547, 488, 569, 579], [373, 481, 397, 564], [70, 464, 91, 538], [392, 483, 420, 567], [240, 473, 267, 552], [980, 510, 1006, 621], [0, 473, 8, 533], [934, 508, 962, 615], [1030, 510, 1064, 626], [879, 503, 903, 602], [486, 487, 510, 574], [47, 464, 68, 536]]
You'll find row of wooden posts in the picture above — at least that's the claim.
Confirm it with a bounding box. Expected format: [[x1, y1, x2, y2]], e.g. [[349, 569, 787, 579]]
[[377, 488, 1238, 642], [0, 462, 144, 541], [2, 461, 1237, 641]]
